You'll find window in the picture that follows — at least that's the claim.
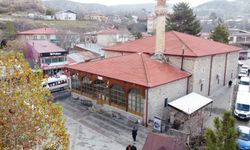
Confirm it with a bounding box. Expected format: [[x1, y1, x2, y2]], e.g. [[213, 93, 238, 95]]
[[71, 75, 81, 91], [110, 84, 125, 107], [59, 57, 65, 62], [45, 58, 51, 64], [200, 84, 203, 92], [93, 79, 109, 102], [128, 89, 144, 114], [82, 77, 92, 96], [52, 58, 58, 63]]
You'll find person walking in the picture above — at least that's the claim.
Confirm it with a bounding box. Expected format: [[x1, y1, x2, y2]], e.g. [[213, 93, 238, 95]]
[[132, 126, 138, 142], [228, 80, 232, 87]]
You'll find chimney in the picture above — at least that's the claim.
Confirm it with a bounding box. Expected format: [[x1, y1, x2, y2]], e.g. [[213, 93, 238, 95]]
[[152, 0, 167, 60]]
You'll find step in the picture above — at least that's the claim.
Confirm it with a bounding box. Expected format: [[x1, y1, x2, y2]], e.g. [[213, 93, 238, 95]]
[[78, 118, 129, 147], [92, 112, 149, 139]]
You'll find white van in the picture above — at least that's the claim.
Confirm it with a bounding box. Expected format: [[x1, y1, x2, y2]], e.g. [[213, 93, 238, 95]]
[[42, 75, 69, 92], [238, 77, 250, 92], [234, 91, 250, 120]]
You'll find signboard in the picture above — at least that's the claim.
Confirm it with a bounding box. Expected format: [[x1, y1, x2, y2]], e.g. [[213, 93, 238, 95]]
[[40, 51, 69, 57], [153, 116, 161, 132]]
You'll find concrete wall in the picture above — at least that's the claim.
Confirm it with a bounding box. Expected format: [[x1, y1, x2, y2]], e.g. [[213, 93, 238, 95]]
[[147, 78, 188, 123], [97, 34, 116, 47]]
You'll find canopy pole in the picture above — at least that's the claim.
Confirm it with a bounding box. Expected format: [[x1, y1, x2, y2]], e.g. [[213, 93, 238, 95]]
[[210, 102, 213, 116]]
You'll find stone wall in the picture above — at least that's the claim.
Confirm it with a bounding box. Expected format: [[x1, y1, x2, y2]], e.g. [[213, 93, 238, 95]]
[[147, 78, 188, 123]]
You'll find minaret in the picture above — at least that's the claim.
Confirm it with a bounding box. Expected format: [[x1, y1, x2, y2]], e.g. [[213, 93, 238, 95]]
[[152, 0, 167, 60]]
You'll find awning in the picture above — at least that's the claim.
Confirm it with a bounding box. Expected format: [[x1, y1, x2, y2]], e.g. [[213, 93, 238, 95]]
[[168, 92, 213, 115]]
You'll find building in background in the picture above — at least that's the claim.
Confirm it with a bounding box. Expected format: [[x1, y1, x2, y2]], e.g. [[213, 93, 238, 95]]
[[17, 28, 58, 42], [97, 28, 132, 47], [55, 10, 76, 20], [229, 28, 250, 60], [26, 40, 68, 76]]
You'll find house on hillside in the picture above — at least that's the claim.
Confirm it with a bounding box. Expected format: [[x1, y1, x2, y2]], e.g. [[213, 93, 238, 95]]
[[64, 0, 240, 127], [55, 10, 76, 21], [17, 28, 58, 42], [97, 28, 132, 47]]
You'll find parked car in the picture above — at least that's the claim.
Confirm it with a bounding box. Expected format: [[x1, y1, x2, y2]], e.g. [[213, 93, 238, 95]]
[[238, 77, 250, 93], [237, 126, 250, 150], [234, 91, 250, 120]]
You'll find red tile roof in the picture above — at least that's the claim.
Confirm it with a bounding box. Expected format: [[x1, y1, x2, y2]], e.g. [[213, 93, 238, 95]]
[[142, 133, 186, 150], [17, 28, 58, 35], [27, 40, 66, 53], [66, 53, 190, 87], [103, 31, 241, 57]]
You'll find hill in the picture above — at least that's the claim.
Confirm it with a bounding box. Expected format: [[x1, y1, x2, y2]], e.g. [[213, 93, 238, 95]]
[[0, 0, 45, 13], [194, 0, 250, 18], [43, 0, 108, 14]]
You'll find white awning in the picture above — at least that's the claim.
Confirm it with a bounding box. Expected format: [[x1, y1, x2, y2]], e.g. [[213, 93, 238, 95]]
[[168, 92, 213, 115]]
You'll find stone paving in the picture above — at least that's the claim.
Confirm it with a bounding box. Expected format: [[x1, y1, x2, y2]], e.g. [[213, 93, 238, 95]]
[[54, 94, 149, 150], [53, 81, 250, 150]]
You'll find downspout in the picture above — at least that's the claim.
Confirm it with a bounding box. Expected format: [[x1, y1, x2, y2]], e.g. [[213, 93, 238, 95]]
[[208, 55, 214, 96], [145, 88, 149, 127], [186, 76, 190, 94], [223, 53, 228, 86]]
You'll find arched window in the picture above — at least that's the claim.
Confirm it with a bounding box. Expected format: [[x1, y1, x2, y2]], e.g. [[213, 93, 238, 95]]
[[128, 89, 144, 115], [82, 76, 92, 96], [93, 79, 109, 103], [71, 74, 80, 91], [110, 84, 125, 107]]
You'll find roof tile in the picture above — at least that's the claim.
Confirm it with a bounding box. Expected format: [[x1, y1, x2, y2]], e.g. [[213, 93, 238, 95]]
[[66, 53, 190, 87], [103, 31, 241, 57]]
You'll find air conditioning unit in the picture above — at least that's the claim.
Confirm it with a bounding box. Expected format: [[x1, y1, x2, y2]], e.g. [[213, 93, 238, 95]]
[[199, 79, 205, 84]]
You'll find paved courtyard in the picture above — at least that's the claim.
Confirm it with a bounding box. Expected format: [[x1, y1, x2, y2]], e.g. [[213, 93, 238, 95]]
[[54, 92, 149, 150], [53, 80, 250, 150]]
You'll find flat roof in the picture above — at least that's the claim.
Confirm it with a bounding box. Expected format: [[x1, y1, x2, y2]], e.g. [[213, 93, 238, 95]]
[[27, 40, 66, 53], [236, 91, 250, 105], [168, 92, 213, 115]]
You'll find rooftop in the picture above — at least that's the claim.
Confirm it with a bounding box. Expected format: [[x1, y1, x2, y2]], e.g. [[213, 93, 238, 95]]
[[75, 44, 104, 57], [27, 40, 66, 53], [142, 132, 186, 150], [168, 92, 213, 115], [66, 53, 190, 88], [103, 31, 241, 57], [18, 28, 58, 35]]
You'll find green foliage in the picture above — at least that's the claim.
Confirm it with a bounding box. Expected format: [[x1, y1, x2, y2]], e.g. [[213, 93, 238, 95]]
[[205, 111, 240, 150], [133, 32, 143, 39], [5, 21, 16, 40], [0, 51, 69, 149], [165, 2, 201, 35], [46, 9, 55, 16], [211, 24, 229, 44]]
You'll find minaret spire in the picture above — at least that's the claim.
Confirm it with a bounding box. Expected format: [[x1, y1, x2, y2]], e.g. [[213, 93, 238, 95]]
[[152, 0, 167, 61]]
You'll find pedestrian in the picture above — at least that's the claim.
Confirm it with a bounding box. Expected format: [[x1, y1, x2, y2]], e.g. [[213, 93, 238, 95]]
[[228, 80, 232, 87], [131, 145, 137, 150], [132, 126, 138, 142], [126, 144, 131, 150]]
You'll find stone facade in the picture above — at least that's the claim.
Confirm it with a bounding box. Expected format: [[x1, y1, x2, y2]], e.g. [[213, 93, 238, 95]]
[[147, 78, 188, 123], [104, 51, 239, 97]]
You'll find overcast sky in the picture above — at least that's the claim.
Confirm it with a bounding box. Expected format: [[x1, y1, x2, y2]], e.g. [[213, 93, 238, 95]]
[[68, 0, 213, 7]]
